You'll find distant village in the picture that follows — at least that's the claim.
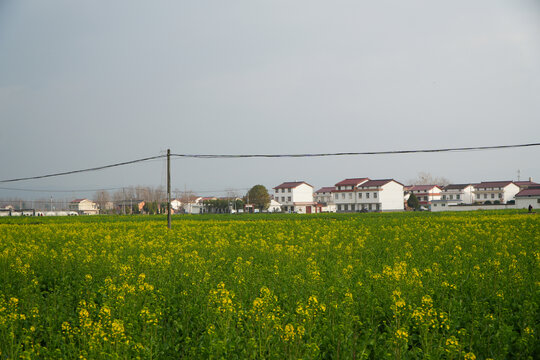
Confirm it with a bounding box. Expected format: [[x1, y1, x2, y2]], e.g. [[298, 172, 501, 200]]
[[1, 176, 539, 217]]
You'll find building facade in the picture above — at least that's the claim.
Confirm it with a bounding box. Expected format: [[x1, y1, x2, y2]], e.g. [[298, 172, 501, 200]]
[[314, 187, 337, 212], [441, 184, 475, 205], [515, 186, 540, 209], [273, 181, 315, 213], [473, 181, 520, 204], [333, 178, 369, 212], [356, 179, 404, 211], [405, 185, 442, 208], [69, 199, 99, 215]]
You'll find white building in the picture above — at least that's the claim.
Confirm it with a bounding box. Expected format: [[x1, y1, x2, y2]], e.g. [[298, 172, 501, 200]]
[[405, 185, 442, 209], [334, 178, 369, 212], [69, 199, 99, 215], [182, 197, 203, 214], [314, 187, 337, 212], [356, 179, 404, 212], [171, 199, 182, 212], [268, 199, 282, 213], [515, 187, 540, 210], [273, 181, 315, 213], [441, 184, 475, 205], [473, 181, 520, 204]]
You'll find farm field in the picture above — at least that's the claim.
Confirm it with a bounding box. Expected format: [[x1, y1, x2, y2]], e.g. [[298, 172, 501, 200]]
[[0, 212, 538, 359]]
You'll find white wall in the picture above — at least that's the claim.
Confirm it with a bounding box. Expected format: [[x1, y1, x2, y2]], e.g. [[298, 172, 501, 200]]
[[516, 197, 540, 209], [292, 183, 314, 203], [503, 184, 520, 203], [431, 204, 516, 212], [379, 181, 404, 211]]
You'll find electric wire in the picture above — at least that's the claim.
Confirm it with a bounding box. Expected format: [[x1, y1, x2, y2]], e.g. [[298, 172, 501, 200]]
[[170, 142, 540, 159], [1, 142, 539, 184]]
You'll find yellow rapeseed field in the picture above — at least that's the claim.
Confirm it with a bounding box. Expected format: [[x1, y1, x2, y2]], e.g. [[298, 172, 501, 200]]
[[0, 212, 538, 359]]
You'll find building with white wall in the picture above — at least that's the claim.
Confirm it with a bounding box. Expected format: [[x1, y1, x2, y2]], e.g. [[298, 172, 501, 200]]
[[356, 179, 404, 211], [515, 187, 540, 210], [441, 184, 475, 205], [473, 181, 520, 204], [405, 185, 442, 209], [314, 187, 337, 212], [69, 199, 99, 215], [334, 178, 369, 212], [273, 181, 315, 213]]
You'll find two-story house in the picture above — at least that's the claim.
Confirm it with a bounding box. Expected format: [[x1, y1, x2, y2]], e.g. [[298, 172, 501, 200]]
[[273, 181, 315, 213], [441, 184, 475, 205], [333, 178, 369, 212], [405, 185, 442, 208], [473, 181, 520, 204], [69, 199, 99, 215]]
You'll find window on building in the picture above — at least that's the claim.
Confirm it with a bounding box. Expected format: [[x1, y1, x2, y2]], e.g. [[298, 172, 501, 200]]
[[476, 194, 480, 199], [287, 197, 291, 202], [342, 194, 345, 199], [288, 188, 291, 193], [344, 204, 348, 211], [359, 193, 362, 199], [366, 193, 370, 199], [449, 195, 453, 200], [491, 194, 495, 199], [281, 197, 285, 202], [368, 204, 372, 210], [457, 195, 460, 200], [335, 194, 338, 200], [373, 192, 377, 198], [337, 204, 341, 211], [443, 195, 446, 200], [349, 193, 352, 199], [498, 193, 502, 198], [484, 194, 488, 199]]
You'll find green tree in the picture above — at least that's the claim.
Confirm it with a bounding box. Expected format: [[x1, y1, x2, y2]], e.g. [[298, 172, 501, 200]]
[[407, 193, 420, 210], [246, 185, 270, 211]]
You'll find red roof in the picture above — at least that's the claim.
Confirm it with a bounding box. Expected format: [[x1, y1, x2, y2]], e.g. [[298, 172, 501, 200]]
[[274, 181, 312, 190], [315, 187, 335, 193], [335, 178, 369, 187], [516, 187, 540, 197], [71, 198, 87, 203], [475, 181, 514, 189], [444, 184, 473, 190], [407, 185, 442, 191], [514, 181, 539, 188], [358, 179, 402, 187]]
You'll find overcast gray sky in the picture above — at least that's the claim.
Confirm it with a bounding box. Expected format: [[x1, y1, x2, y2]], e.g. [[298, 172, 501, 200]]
[[1, 0, 539, 199]]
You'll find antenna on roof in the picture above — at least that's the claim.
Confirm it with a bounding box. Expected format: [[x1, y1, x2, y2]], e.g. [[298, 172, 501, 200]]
[[517, 169, 521, 181]]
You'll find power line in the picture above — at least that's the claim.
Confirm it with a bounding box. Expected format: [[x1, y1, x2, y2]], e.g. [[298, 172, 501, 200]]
[[0, 155, 165, 183], [0, 186, 125, 193], [1, 142, 539, 184], [170, 142, 540, 159]]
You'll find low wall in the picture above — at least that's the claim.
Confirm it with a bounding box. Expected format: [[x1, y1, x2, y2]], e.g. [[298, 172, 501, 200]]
[[431, 204, 516, 212]]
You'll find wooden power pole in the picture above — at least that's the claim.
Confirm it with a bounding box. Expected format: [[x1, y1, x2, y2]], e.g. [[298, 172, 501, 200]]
[[167, 149, 171, 229]]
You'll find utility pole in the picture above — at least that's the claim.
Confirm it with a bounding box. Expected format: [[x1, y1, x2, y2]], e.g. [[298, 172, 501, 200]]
[[167, 148, 171, 229]]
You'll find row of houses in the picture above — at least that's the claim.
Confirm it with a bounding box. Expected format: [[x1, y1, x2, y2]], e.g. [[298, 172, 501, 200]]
[[274, 178, 405, 213], [272, 177, 540, 213], [3, 177, 538, 216]]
